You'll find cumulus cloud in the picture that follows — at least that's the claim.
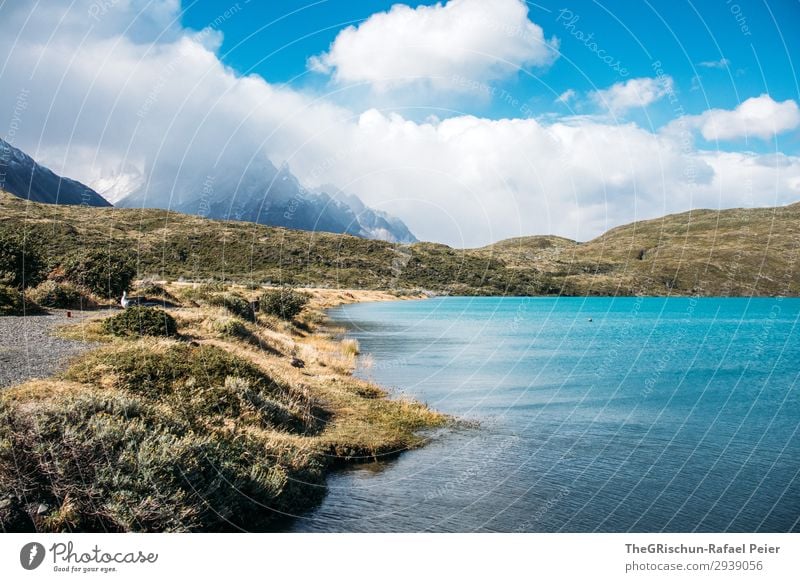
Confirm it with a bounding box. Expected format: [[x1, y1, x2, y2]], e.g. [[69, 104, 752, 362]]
[[1, 1, 800, 247], [694, 94, 800, 141], [591, 76, 673, 113], [307, 0, 558, 90]]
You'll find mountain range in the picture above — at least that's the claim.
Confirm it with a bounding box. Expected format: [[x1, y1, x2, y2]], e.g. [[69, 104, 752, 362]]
[[115, 156, 417, 243], [0, 139, 417, 244]]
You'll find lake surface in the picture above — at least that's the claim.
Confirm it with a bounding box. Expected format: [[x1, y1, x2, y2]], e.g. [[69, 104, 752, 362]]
[[290, 297, 800, 532]]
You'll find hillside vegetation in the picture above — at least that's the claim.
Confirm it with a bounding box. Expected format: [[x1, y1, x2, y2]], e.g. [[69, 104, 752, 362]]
[[2, 190, 798, 296]]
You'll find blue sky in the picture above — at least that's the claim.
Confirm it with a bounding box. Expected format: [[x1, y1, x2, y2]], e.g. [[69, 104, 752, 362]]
[[182, 0, 800, 153]]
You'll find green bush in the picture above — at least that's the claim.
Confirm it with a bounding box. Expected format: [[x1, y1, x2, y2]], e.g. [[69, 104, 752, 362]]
[[207, 293, 255, 322], [135, 282, 176, 300], [27, 280, 93, 310], [64, 342, 316, 430], [211, 316, 250, 339], [260, 288, 309, 320], [68, 343, 257, 396], [0, 230, 47, 289], [62, 249, 136, 299], [101, 306, 178, 337], [0, 284, 31, 315]]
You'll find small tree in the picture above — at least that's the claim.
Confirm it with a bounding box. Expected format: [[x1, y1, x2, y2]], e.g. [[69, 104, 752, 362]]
[[259, 288, 309, 320], [62, 249, 136, 299]]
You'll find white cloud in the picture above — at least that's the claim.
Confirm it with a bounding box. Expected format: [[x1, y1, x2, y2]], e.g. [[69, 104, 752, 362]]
[[695, 94, 800, 141], [302, 111, 800, 246], [698, 58, 730, 69], [1, 1, 799, 248], [308, 0, 558, 90], [556, 89, 576, 104], [591, 76, 673, 113]]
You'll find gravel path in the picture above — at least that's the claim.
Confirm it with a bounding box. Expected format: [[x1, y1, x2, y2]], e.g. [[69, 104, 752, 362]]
[[0, 310, 110, 388]]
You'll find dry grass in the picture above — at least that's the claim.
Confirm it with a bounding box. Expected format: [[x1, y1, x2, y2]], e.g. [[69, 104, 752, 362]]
[[0, 284, 449, 532]]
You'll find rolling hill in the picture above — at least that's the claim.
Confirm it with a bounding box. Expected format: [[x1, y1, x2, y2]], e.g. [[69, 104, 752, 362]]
[[1, 190, 798, 296]]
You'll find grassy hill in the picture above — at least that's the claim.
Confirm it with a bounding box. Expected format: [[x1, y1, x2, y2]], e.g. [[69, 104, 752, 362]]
[[2, 190, 798, 296], [481, 204, 800, 296]]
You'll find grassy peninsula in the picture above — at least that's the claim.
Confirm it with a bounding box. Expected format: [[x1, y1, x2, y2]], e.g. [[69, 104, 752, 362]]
[[0, 285, 448, 532]]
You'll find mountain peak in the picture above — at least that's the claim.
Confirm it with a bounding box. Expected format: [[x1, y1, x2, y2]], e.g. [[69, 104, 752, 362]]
[[118, 157, 417, 243], [0, 138, 110, 207]]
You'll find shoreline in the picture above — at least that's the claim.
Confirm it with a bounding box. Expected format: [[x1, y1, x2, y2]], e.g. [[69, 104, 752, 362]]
[[0, 284, 449, 532]]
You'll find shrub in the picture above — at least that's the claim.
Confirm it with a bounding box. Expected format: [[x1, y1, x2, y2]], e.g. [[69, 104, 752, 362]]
[[27, 280, 93, 310], [0, 284, 30, 315], [203, 280, 227, 292], [101, 306, 178, 337], [260, 288, 309, 320], [62, 249, 136, 299], [68, 343, 267, 397], [64, 342, 318, 431], [135, 282, 177, 301], [0, 382, 325, 531], [0, 230, 47, 289], [207, 293, 255, 322], [180, 283, 230, 304], [210, 316, 250, 339]]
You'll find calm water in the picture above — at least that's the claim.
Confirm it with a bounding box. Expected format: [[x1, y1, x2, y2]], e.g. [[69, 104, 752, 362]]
[[291, 297, 800, 532]]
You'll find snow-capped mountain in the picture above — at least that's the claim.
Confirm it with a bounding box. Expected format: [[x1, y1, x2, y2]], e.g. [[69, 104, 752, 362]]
[[117, 157, 417, 243], [321, 185, 417, 243], [0, 138, 110, 207], [0, 138, 416, 243]]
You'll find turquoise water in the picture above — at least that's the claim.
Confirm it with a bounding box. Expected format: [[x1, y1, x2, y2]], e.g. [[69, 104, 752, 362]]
[[291, 297, 800, 532]]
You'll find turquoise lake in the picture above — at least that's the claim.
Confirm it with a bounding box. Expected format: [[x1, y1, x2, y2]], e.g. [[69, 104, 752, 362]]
[[290, 297, 800, 532]]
